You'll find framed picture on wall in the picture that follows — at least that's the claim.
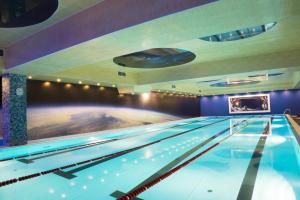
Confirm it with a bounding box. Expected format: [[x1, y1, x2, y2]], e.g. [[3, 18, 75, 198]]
[[228, 94, 271, 114]]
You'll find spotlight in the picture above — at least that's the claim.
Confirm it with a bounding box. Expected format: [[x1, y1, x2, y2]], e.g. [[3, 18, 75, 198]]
[[65, 83, 72, 89], [141, 93, 150, 102], [83, 85, 90, 90], [28, 75, 32, 79], [112, 84, 116, 87], [56, 78, 61, 83], [43, 81, 51, 87], [97, 83, 100, 86], [78, 81, 82, 84]]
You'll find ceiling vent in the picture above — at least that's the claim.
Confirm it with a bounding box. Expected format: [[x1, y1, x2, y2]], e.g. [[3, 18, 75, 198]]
[[118, 71, 126, 77]]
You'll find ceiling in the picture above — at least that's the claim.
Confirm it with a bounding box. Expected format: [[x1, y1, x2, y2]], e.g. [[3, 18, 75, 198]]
[[3, 0, 300, 95], [0, 0, 103, 48]]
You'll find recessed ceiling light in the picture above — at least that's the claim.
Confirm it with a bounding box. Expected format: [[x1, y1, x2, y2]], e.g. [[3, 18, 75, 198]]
[[78, 81, 82, 84], [28, 75, 32, 79], [56, 78, 61, 82], [97, 83, 100, 86]]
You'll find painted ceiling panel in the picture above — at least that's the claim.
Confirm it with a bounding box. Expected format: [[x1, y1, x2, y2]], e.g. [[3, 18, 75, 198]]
[[3, 0, 300, 95]]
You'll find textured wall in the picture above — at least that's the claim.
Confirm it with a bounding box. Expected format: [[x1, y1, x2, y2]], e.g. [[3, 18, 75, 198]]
[[200, 90, 300, 116], [2, 74, 27, 145]]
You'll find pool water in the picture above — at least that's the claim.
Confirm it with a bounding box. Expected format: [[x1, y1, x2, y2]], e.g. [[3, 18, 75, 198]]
[[0, 115, 299, 200]]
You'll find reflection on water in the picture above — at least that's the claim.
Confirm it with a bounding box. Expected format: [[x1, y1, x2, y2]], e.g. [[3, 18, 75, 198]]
[[252, 170, 297, 200]]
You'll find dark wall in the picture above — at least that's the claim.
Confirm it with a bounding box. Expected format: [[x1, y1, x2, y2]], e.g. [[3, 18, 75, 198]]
[[200, 90, 300, 116]]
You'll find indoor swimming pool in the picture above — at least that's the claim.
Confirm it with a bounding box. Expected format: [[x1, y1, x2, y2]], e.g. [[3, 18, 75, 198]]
[[0, 115, 299, 200]]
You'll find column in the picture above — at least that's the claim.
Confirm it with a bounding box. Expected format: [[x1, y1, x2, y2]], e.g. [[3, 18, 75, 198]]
[[2, 73, 27, 146]]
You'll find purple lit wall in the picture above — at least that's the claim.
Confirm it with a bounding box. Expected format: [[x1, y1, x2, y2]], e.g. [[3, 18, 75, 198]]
[[200, 89, 300, 116]]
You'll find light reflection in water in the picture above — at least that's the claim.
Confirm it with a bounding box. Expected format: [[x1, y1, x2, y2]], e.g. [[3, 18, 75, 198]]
[[252, 170, 296, 200]]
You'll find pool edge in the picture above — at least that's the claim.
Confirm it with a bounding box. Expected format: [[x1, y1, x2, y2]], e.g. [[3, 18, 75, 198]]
[[286, 114, 300, 145]]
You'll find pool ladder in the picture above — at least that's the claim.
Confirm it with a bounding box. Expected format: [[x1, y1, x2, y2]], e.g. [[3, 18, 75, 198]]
[[283, 108, 291, 114]]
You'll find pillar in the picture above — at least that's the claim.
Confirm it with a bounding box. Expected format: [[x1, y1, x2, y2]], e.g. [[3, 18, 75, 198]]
[[2, 73, 27, 146]]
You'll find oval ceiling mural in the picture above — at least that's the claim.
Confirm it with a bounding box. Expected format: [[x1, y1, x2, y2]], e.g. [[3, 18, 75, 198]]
[[0, 0, 58, 28], [113, 48, 196, 69]]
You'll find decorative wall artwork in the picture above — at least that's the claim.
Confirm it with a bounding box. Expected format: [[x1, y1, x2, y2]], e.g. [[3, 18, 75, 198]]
[[228, 94, 271, 114], [0, 80, 200, 140]]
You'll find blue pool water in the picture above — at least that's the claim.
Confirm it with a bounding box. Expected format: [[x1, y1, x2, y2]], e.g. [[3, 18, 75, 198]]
[[0, 115, 299, 200]]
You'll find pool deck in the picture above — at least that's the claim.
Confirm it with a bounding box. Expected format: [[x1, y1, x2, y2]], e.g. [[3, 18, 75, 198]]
[[286, 114, 300, 144]]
